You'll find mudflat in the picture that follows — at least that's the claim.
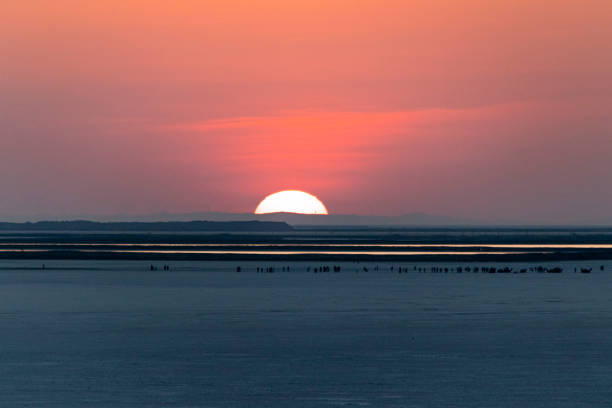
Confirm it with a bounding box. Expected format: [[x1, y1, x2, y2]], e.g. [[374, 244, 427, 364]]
[[1, 259, 611, 407]]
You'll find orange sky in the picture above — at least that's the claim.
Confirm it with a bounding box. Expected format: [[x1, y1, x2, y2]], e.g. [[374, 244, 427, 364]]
[[1, 1, 611, 222]]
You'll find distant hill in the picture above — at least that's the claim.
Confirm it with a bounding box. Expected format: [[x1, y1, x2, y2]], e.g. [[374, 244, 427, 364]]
[[255, 212, 464, 226], [0, 220, 293, 232], [49, 212, 467, 226], [3, 212, 611, 227]]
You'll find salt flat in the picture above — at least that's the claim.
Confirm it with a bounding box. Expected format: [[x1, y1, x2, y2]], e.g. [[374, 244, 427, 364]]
[[1, 260, 611, 407]]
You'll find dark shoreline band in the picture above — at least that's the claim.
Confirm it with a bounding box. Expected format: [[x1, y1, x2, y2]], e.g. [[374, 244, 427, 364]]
[[1, 250, 611, 262]]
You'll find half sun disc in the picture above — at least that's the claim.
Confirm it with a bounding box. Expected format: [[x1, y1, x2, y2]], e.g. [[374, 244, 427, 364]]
[[254, 190, 328, 215]]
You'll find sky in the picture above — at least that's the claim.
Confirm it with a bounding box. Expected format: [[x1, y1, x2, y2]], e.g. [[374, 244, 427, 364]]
[[1, 0, 611, 223]]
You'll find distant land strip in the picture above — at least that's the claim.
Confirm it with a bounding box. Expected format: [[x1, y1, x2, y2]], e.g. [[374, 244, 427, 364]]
[[0, 220, 293, 232]]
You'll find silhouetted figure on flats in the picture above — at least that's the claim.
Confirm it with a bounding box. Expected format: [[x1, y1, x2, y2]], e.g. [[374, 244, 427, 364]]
[[236, 266, 241, 272]]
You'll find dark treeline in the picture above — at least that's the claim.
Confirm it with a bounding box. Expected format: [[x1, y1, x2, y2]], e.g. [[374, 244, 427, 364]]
[[0, 220, 293, 232]]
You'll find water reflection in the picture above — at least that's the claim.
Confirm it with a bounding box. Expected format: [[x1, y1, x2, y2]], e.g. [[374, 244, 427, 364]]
[[99, 250, 536, 256], [1, 243, 611, 249]]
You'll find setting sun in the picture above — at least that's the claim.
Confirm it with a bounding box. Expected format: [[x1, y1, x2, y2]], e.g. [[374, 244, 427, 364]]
[[254, 190, 328, 215]]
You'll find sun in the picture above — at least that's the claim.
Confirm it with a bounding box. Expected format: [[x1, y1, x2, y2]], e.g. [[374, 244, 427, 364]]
[[255, 190, 328, 215]]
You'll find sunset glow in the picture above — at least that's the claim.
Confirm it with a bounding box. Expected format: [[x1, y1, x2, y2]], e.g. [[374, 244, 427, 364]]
[[1, 1, 611, 223], [255, 191, 328, 215]]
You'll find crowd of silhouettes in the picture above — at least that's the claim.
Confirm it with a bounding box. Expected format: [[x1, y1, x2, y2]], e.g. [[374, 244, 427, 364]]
[[149, 264, 171, 271], [234, 264, 603, 275], [35, 262, 605, 275]]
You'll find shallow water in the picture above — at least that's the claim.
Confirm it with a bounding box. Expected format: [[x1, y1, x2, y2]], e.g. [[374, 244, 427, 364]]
[[2, 240, 610, 259], [1, 260, 611, 407]]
